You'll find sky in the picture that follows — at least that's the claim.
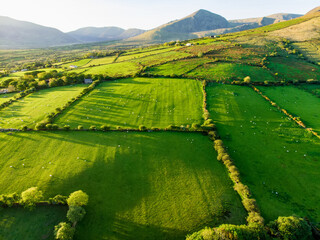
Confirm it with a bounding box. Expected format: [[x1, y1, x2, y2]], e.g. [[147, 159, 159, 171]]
[[0, 0, 319, 32]]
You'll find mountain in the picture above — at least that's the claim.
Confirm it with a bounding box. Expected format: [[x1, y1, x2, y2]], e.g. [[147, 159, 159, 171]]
[[193, 13, 303, 38], [306, 6, 320, 16], [130, 9, 229, 42], [67, 27, 145, 43], [0, 16, 78, 49]]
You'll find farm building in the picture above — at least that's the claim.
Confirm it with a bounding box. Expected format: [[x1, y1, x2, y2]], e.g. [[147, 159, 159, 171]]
[[70, 65, 78, 69], [84, 78, 93, 84], [186, 43, 193, 47]]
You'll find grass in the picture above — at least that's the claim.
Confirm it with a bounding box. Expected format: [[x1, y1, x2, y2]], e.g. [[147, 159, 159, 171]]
[[55, 78, 204, 129], [77, 61, 140, 76], [0, 206, 67, 240], [187, 63, 276, 82], [60, 58, 92, 68], [258, 86, 320, 134], [145, 58, 212, 76], [293, 41, 320, 64], [0, 131, 246, 240], [0, 93, 16, 104], [267, 57, 320, 81], [81, 56, 115, 67], [206, 83, 320, 222], [117, 47, 176, 62], [0, 85, 86, 129], [298, 84, 320, 96], [131, 51, 192, 66]]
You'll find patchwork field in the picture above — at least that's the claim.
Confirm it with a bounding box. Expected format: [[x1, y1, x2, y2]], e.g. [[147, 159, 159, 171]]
[[258, 86, 320, 134], [0, 131, 246, 239], [0, 93, 16, 104], [55, 78, 204, 129], [0, 206, 67, 240], [299, 84, 320, 96], [206, 84, 320, 222], [293, 41, 320, 64], [145, 58, 212, 76], [0, 85, 86, 129], [267, 57, 320, 81], [186, 62, 276, 82]]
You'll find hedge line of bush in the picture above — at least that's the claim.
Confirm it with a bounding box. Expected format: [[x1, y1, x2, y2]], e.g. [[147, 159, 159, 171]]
[[0, 87, 36, 112], [186, 216, 316, 240], [252, 86, 320, 140]]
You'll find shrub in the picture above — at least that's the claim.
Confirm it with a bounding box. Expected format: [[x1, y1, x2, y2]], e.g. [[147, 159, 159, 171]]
[[242, 198, 259, 212], [198, 52, 204, 58], [20, 187, 43, 209], [268, 216, 312, 240], [49, 195, 68, 205], [21, 125, 28, 131], [234, 183, 251, 198], [139, 125, 147, 131], [214, 139, 223, 146], [0, 193, 20, 207], [100, 125, 110, 131], [46, 124, 53, 130], [63, 125, 70, 131], [247, 211, 264, 225], [192, 123, 200, 130], [54, 222, 75, 240], [52, 124, 59, 130], [67, 190, 89, 207], [35, 123, 46, 130], [244, 76, 251, 84], [77, 125, 84, 130], [89, 126, 96, 131], [67, 206, 86, 224]]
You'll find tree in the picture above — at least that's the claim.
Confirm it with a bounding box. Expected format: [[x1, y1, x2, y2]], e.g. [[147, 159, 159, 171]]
[[20, 187, 43, 209], [67, 206, 86, 226], [244, 76, 251, 83], [54, 222, 75, 240], [67, 190, 89, 207]]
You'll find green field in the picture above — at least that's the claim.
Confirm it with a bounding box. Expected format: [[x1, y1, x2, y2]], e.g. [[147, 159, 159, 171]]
[[61, 58, 92, 68], [206, 84, 320, 222], [0, 206, 67, 240], [55, 78, 203, 129], [187, 62, 276, 82], [258, 86, 320, 134], [267, 57, 320, 81], [81, 56, 115, 67], [293, 41, 320, 64], [299, 84, 320, 96], [0, 85, 86, 129], [0, 93, 16, 104], [131, 51, 192, 66], [117, 47, 176, 62], [77, 61, 140, 76], [146, 58, 212, 76], [0, 131, 246, 239]]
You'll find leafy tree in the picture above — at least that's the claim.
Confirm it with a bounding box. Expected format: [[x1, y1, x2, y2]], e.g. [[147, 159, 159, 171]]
[[54, 222, 75, 240], [67, 206, 86, 225], [67, 190, 89, 207], [20, 187, 43, 209], [244, 76, 251, 83]]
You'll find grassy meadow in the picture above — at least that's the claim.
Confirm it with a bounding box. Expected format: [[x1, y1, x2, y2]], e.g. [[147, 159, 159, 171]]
[[258, 86, 320, 134], [55, 78, 204, 129], [206, 83, 320, 222], [186, 62, 276, 82], [0, 93, 16, 104], [0, 131, 246, 239], [0, 85, 86, 129]]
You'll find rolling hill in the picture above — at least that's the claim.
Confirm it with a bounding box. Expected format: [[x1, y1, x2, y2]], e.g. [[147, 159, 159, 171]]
[[67, 27, 145, 43], [0, 16, 79, 49]]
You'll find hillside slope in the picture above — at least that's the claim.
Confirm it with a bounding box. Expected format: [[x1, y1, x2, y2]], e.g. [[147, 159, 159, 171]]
[[0, 16, 78, 49], [130, 9, 229, 42], [68, 27, 145, 43]]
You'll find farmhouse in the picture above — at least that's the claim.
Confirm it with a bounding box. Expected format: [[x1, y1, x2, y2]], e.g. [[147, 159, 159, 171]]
[[70, 65, 78, 69], [84, 78, 93, 84], [0, 89, 8, 94], [21, 69, 28, 72], [186, 43, 193, 47]]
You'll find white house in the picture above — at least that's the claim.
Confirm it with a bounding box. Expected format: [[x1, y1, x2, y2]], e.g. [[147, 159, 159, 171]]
[[84, 79, 93, 84], [69, 65, 78, 69], [186, 43, 192, 47]]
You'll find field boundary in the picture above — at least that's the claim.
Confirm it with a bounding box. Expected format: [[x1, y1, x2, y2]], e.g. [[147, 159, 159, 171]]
[[251, 86, 320, 140]]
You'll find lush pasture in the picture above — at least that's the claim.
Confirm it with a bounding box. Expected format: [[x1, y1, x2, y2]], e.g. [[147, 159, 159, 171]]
[[259, 86, 320, 134], [146, 58, 212, 76], [267, 57, 320, 81], [81, 56, 115, 67], [0, 206, 67, 240], [61, 58, 92, 68], [8, 68, 63, 78], [0, 131, 246, 239], [0, 92, 16, 104], [181, 41, 231, 55], [207, 84, 320, 222], [293, 41, 320, 64], [0, 85, 86, 129], [55, 78, 203, 129], [117, 47, 176, 62], [187, 63, 276, 82], [131, 51, 192, 66], [78, 61, 140, 76], [299, 84, 320, 96]]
